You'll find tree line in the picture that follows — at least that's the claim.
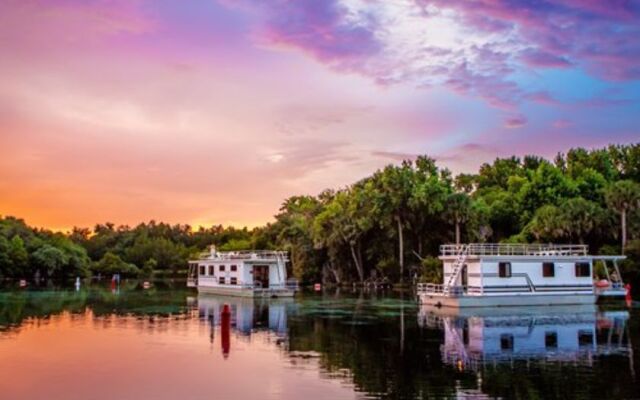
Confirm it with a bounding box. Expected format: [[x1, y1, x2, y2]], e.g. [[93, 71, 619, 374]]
[[1, 144, 639, 287]]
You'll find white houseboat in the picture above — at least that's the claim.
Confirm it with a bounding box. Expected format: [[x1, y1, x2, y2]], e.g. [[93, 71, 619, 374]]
[[417, 243, 626, 307], [187, 247, 298, 298]]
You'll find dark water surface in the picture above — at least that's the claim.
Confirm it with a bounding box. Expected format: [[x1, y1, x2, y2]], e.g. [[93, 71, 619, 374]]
[[0, 282, 638, 400]]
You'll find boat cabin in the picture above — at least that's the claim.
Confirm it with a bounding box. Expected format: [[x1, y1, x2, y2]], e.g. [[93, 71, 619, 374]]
[[187, 247, 298, 298], [417, 243, 626, 307]]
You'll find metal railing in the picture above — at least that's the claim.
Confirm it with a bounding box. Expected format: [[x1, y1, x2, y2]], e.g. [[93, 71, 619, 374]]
[[417, 283, 466, 296], [196, 250, 289, 261], [440, 243, 588, 257]]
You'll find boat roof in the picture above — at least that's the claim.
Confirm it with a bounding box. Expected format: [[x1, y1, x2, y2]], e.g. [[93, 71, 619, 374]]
[[190, 249, 288, 263], [439, 244, 626, 260]]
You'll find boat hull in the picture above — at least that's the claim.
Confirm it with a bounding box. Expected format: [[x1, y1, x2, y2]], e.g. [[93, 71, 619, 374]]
[[418, 293, 595, 308], [197, 285, 296, 298]]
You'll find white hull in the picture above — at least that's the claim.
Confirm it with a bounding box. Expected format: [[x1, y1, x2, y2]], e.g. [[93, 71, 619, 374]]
[[419, 293, 595, 308], [197, 285, 296, 298]]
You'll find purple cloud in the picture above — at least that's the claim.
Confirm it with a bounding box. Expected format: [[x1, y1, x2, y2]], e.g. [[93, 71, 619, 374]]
[[504, 115, 528, 129], [521, 50, 572, 68], [225, 0, 640, 108], [251, 0, 381, 69]]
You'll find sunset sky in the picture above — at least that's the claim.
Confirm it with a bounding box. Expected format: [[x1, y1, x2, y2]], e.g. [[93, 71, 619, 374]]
[[1, 0, 639, 231]]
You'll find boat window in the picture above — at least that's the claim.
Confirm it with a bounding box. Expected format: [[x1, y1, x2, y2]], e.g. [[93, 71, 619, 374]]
[[218, 277, 225, 285], [545, 332, 558, 349], [230, 277, 237, 285], [208, 266, 215, 276], [575, 262, 590, 277], [542, 262, 555, 277], [578, 330, 594, 347], [219, 265, 225, 272], [498, 262, 512, 278], [199, 265, 205, 275], [231, 265, 237, 272], [500, 334, 514, 351]]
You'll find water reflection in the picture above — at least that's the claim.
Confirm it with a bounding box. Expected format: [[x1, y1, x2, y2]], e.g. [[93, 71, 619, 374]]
[[0, 286, 638, 400], [419, 305, 633, 372], [194, 295, 291, 358]]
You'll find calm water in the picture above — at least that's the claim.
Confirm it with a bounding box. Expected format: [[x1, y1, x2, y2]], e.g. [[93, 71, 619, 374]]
[[0, 282, 638, 400]]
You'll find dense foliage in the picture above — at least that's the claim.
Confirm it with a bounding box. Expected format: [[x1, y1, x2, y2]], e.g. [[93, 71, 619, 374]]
[[1, 144, 639, 287]]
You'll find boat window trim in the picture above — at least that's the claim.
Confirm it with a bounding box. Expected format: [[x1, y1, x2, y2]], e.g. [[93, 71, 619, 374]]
[[542, 262, 555, 277], [575, 262, 590, 277], [545, 331, 558, 349], [498, 262, 512, 278], [230, 277, 237, 285], [218, 277, 225, 285], [500, 334, 514, 351], [578, 330, 594, 347], [231, 265, 237, 272], [199, 265, 205, 276], [208, 265, 215, 276], [219, 265, 225, 272]]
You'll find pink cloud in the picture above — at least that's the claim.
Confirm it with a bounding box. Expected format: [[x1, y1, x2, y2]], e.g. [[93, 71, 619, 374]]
[[552, 119, 573, 129], [504, 115, 528, 129]]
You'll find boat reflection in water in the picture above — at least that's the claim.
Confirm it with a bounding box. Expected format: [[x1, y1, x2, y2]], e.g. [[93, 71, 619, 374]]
[[190, 295, 291, 358], [418, 305, 633, 371]]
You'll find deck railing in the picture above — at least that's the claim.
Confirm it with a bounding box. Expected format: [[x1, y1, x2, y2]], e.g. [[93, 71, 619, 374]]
[[417, 283, 466, 296], [440, 243, 588, 257], [196, 250, 289, 261]]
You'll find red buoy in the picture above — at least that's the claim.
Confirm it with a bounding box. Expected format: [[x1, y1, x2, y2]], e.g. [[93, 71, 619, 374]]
[[625, 283, 632, 306], [221, 304, 231, 358]]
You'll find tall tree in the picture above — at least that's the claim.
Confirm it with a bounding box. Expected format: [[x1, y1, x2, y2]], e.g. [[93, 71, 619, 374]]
[[373, 161, 415, 284], [605, 180, 640, 252], [445, 193, 472, 244], [562, 198, 604, 244]]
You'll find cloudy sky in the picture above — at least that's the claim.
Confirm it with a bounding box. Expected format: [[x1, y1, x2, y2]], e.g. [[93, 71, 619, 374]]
[[1, 0, 639, 230]]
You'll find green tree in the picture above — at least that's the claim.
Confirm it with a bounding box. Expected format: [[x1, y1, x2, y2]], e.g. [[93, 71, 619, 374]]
[[373, 161, 416, 283], [445, 193, 472, 244], [92, 252, 139, 277], [313, 188, 373, 282], [526, 205, 565, 242], [0, 236, 13, 278], [561, 198, 604, 244], [605, 180, 640, 252], [32, 245, 68, 277], [9, 236, 29, 276]]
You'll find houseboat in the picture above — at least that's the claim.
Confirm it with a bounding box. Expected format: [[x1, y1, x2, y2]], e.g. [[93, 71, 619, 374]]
[[417, 243, 627, 307], [187, 246, 298, 298], [418, 305, 632, 371]]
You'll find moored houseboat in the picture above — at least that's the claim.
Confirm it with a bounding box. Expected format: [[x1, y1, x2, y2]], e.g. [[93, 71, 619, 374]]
[[417, 243, 627, 307], [187, 246, 298, 298]]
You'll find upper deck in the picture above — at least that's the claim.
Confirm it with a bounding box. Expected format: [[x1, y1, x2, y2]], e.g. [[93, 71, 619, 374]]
[[193, 248, 289, 263], [440, 243, 588, 258]]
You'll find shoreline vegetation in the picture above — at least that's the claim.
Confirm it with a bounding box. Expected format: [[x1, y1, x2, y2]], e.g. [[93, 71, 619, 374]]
[[1, 144, 640, 292]]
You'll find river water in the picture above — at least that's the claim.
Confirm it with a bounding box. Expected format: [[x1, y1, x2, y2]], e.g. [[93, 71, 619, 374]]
[[0, 282, 638, 399]]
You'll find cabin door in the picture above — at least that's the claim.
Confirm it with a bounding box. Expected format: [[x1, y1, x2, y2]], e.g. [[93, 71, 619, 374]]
[[461, 264, 468, 290], [253, 265, 269, 288]]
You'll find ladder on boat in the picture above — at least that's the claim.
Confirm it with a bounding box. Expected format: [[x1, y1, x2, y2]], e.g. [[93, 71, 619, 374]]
[[443, 244, 469, 296]]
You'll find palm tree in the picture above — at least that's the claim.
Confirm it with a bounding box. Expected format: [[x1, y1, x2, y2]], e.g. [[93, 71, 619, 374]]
[[445, 193, 471, 244], [605, 180, 640, 252], [563, 198, 603, 244]]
